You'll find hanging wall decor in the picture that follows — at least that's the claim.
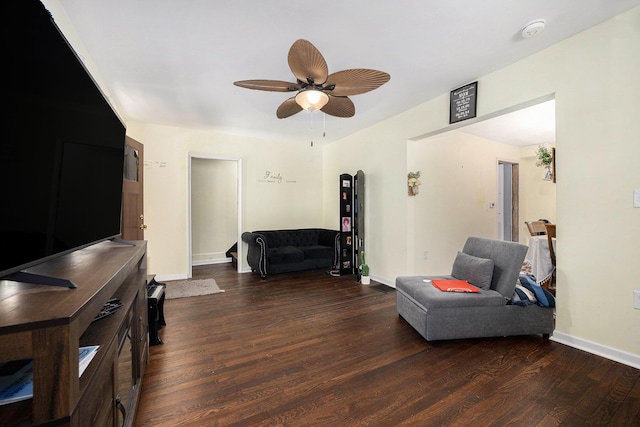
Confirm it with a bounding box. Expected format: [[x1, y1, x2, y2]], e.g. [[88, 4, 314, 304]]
[[535, 145, 554, 182], [408, 171, 421, 196]]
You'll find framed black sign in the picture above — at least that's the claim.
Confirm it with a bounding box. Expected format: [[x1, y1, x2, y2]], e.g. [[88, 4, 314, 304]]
[[449, 81, 478, 124]]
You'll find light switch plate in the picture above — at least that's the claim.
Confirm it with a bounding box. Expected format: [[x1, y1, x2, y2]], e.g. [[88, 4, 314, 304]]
[[634, 189, 640, 208]]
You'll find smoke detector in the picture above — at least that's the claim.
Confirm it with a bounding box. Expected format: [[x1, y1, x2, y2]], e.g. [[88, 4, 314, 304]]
[[521, 19, 546, 39]]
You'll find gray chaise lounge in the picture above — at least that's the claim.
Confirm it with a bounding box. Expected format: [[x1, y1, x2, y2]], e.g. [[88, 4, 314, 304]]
[[396, 236, 555, 341]]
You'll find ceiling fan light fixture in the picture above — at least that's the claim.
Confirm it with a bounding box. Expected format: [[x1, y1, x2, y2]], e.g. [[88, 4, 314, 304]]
[[295, 89, 329, 112], [235, 40, 387, 119]]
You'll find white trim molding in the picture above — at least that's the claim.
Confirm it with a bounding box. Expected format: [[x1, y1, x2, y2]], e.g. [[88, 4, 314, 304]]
[[551, 331, 640, 369]]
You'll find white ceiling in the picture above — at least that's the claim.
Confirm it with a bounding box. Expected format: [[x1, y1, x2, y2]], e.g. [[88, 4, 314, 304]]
[[460, 100, 556, 147], [52, 0, 639, 145]]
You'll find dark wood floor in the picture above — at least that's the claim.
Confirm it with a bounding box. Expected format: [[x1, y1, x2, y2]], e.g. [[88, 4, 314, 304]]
[[135, 263, 640, 426]]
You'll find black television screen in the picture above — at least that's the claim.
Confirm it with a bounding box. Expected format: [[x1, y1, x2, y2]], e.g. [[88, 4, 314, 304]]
[[1, 1, 126, 279]]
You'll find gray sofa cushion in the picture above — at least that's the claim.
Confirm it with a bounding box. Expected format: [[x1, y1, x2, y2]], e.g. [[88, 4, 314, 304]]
[[396, 276, 505, 309], [451, 251, 494, 290], [462, 237, 528, 298]]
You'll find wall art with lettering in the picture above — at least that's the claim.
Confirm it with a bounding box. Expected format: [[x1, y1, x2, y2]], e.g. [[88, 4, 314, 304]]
[[450, 81, 477, 124]]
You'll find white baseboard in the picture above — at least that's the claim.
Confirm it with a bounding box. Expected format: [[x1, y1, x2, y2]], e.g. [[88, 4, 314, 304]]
[[154, 273, 188, 282], [192, 258, 232, 266], [551, 331, 640, 369], [155, 259, 232, 281], [371, 275, 394, 287]]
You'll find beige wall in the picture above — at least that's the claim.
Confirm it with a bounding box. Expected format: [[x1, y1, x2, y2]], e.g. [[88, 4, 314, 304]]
[[323, 8, 640, 362], [125, 123, 325, 279], [322, 120, 409, 281], [407, 131, 522, 274]]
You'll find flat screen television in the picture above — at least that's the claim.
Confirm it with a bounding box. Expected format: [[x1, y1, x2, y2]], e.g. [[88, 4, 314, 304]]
[[1, 1, 126, 285]]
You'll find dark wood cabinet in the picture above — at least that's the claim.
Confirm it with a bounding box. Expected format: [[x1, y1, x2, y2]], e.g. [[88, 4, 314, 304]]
[[78, 340, 117, 427], [0, 241, 148, 426]]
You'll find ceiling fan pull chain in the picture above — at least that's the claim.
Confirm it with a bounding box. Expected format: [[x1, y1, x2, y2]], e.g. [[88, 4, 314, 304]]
[[323, 113, 326, 137], [310, 110, 315, 147]]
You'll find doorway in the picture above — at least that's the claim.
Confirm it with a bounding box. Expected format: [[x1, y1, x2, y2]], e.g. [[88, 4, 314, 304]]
[[498, 161, 519, 242], [188, 154, 242, 277], [409, 96, 555, 250], [454, 96, 556, 242], [121, 136, 145, 241]]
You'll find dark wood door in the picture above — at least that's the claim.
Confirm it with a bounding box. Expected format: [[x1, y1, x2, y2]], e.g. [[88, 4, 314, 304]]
[[121, 136, 145, 240]]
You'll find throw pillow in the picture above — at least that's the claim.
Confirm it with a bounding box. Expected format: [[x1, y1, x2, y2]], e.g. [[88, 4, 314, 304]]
[[510, 284, 537, 306], [514, 274, 555, 307], [451, 252, 494, 290]]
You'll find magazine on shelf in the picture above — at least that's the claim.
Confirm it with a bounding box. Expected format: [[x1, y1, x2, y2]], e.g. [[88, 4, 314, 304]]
[[0, 346, 100, 406], [0, 359, 32, 406], [78, 345, 100, 377]]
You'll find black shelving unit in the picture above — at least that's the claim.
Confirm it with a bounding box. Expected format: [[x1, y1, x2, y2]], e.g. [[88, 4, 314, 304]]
[[354, 170, 365, 281], [339, 171, 365, 278], [339, 174, 353, 275]]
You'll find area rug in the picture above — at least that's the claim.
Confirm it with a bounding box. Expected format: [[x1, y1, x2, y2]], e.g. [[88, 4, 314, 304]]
[[164, 278, 225, 300]]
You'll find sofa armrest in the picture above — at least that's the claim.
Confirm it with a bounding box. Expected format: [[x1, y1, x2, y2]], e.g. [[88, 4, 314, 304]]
[[241, 231, 262, 245], [317, 229, 339, 246], [317, 229, 340, 268], [241, 232, 268, 277]]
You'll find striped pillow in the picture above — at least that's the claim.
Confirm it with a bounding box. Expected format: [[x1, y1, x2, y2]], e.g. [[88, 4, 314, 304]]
[[509, 274, 555, 307]]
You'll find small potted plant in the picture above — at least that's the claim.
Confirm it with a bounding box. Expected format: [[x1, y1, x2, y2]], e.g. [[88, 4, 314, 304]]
[[360, 251, 370, 285], [407, 171, 421, 195], [535, 145, 553, 181]]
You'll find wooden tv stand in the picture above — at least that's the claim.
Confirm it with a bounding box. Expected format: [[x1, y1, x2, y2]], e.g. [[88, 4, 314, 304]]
[[0, 240, 148, 427]]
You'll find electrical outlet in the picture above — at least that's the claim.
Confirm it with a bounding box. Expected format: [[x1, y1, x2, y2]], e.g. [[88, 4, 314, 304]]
[[634, 290, 640, 310], [423, 251, 428, 260]]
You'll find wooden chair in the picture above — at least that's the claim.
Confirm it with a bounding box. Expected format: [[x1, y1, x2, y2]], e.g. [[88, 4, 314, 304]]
[[525, 221, 547, 236], [544, 223, 556, 266]]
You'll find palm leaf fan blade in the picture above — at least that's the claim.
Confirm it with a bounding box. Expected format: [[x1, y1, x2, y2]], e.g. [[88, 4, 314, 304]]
[[321, 96, 355, 118], [233, 79, 300, 92], [276, 97, 303, 118], [326, 69, 390, 96], [288, 39, 329, 85]]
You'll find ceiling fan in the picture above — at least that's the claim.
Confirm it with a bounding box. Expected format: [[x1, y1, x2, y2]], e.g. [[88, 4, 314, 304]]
[[233, 39, 390, 119]]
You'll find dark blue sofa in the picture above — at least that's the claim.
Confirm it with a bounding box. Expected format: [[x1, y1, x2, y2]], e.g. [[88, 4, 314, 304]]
[[241, 228, 340, 278]]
